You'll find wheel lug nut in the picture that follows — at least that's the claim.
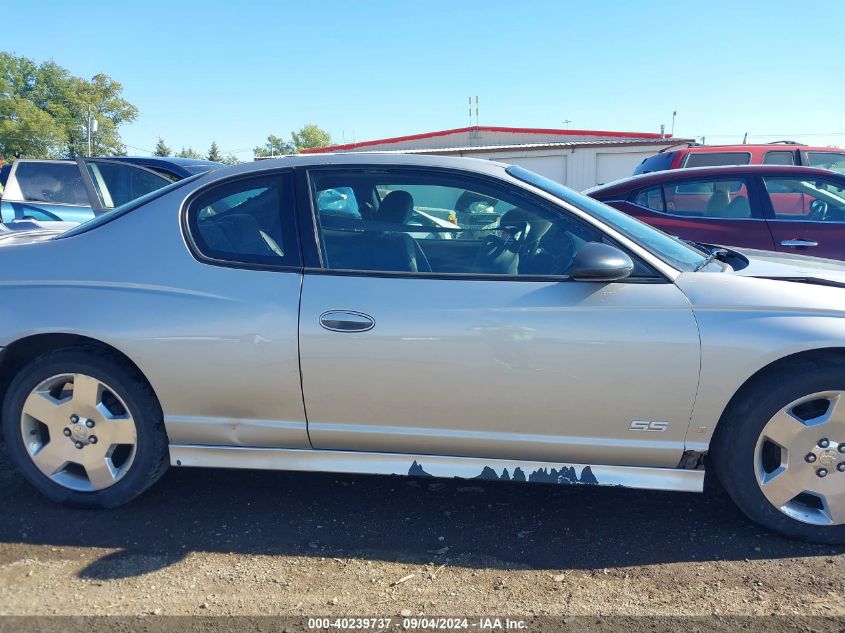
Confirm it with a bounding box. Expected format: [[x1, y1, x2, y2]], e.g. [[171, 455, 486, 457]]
[[817, 468, 828, 478], [805, 453, 817, 463], [63, 428, 72, 437], [74, 441, 84, 450], [838, 463, 845, 473], [85, 419, 95, 428], [88, 435, 98, 444], [818, 438, 830, 448], [70, 414, 79, 424]]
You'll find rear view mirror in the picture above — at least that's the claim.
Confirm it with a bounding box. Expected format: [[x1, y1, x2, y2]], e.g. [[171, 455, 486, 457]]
[[570, 242, 634, 282]]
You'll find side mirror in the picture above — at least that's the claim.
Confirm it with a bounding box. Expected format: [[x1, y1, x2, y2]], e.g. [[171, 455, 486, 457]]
[[570, 242, 634, 282]]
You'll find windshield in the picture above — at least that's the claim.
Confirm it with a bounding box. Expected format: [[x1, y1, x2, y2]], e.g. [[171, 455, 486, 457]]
[[59, 173, 202, 239], [506, 165, 708, 272]]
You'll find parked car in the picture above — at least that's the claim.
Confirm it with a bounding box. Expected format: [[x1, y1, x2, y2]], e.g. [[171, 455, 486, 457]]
[[587, 165, 845, 261], [634, 141, 845, 176], [0, 157, 223, 224], [3, 154, 845, 543]]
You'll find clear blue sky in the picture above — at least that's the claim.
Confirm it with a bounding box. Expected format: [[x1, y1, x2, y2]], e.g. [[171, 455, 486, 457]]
[[4, 0, 844, 160]]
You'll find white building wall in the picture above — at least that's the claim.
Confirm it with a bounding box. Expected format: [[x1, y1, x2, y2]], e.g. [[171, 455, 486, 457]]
[[456, 145, 661, 191]]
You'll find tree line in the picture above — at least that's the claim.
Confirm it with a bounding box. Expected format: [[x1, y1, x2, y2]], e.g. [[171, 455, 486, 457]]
[[152, 123, 332, 164], [0, 52, 333, 164]]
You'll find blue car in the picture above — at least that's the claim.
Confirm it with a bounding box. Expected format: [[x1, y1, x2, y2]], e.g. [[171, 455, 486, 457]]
[[0, 157, 224, 224]]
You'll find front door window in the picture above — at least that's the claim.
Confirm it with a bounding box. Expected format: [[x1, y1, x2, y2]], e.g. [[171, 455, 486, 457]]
[[309, 168, 628, 278]]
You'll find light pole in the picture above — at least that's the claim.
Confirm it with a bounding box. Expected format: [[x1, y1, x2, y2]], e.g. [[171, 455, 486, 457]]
[[87, 105, 98, 157], [671, 110, 677, 137]]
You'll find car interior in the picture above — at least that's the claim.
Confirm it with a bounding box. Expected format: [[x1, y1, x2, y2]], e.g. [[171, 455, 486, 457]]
[[662, 180, 751, 218], [312, 174, 604, 276], [765, 178, 845, 221], [195, 186, 286, 258]]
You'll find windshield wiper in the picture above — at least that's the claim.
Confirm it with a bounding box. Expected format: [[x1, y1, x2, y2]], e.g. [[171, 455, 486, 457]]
[[694, 247, 729, 271]]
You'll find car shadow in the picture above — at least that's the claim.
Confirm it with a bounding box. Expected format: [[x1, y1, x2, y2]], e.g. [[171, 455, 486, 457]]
[[0, 450, 841, 581]]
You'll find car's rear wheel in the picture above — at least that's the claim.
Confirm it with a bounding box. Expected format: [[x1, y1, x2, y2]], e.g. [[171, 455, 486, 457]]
[[712, 362, 845, 543], [2, 347, 169, 508]]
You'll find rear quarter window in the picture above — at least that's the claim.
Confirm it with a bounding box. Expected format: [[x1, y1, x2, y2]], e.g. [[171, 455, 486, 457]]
[[633, 152, 677, 175], [683, 152, 751, 168]]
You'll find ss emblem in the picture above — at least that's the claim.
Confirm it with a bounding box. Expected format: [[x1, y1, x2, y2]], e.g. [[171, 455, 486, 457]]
[[629, 420, 669, 432]]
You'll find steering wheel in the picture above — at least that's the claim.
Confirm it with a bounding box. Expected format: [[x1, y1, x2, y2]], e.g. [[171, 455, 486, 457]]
[[809, 199, 829, 221]]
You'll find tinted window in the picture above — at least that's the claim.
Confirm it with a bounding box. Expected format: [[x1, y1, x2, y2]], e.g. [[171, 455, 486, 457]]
[[310, 168, 615, 278], [684, 152, 751, 168], [506, 165, 708, 272], [60, 174, 202, 239], [633, 187, 664, 212], [663, 179, 750, 218], [13, 162, 89, 205], [85, 161, 171, 209], [763, 151, 795, 165], [187, 174, 297, 267], [763, 176, 845, 221], [805, 151, 845, 175], [633, 152, 676, 175]]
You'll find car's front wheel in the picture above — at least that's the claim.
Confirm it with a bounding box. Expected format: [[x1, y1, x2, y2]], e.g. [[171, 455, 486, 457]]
[[2, 347, 169, 508], [713, 361, 845, 543]]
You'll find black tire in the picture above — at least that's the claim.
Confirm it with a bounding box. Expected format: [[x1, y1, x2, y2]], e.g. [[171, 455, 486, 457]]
[[711, 359, 845, 544], [2, 346, 168, 508]]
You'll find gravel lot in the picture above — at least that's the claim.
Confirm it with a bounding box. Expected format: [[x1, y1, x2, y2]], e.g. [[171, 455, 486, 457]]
[[0, 441, 843, 626]]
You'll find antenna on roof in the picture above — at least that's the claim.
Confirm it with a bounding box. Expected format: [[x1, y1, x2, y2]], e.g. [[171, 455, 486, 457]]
[[468, 96, 472, 127], [742, 132, 748, 144], [475, 96, 479, 127]]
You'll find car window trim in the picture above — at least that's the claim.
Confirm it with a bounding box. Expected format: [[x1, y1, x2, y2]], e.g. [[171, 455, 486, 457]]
[[180, 169, 303, 273], [300, 164, 666, 283]]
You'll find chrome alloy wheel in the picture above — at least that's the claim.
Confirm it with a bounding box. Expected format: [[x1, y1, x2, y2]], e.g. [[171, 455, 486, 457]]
[[755, 391, 845, 526], [20, 373, 137, 492]]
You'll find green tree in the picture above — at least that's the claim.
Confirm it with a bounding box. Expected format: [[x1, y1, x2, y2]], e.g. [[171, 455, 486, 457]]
[[175, 147, 203, 159], [253, 134, 293, 158], [291, 124, 331, 151], [0, 52, 138, 159], [207, 141, 223, 162], [153, 137, 171, 157], [221, 154, 240, 165]]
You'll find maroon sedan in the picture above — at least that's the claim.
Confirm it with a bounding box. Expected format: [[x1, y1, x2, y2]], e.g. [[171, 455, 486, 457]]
[[586, 165, 845, 260]]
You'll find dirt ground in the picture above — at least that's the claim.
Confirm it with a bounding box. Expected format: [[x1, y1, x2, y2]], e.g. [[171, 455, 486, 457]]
[[0, 441, 843, 627]]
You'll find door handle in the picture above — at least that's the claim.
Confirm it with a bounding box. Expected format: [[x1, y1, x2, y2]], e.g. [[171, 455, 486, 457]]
[[780, 239, 818, 247], [319, 310, 375, 332]]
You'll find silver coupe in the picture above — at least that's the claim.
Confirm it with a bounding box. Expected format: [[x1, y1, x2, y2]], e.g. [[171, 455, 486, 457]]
[[1, 154, 845, 543]]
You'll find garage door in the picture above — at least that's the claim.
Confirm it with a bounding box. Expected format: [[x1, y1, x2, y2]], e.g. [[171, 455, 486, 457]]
[[595, 152, 655, 187], [495, 155, 567, 185]]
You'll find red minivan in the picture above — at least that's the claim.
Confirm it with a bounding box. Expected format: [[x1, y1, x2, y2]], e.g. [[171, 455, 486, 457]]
[[633, 141, 845, 176]]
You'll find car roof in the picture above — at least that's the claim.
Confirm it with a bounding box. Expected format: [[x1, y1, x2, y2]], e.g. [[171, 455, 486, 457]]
[[104, 156, 223, 167], [97, 156, 226, 177], [660, 143, 842, 154], [188, 152, 511, 184], [587, 164, 844, 197]]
